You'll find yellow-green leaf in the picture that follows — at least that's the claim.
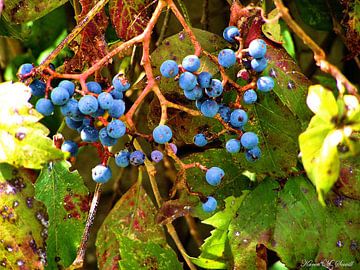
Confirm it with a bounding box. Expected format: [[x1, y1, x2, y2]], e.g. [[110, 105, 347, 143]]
[[262, 9, 283, 44], [0, 82, 63, 169], [306, 85, 338, 121]]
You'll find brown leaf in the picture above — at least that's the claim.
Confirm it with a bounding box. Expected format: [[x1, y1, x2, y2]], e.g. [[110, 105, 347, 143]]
[[109, 0, 152, 40], [64, 0, 109, 73]]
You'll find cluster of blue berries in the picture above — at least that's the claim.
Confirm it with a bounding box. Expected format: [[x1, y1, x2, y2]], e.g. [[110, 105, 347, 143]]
[[18, 64, 178, 184], [159, 26, 276, 213]]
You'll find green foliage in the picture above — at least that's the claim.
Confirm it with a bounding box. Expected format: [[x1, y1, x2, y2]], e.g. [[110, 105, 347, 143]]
[[299, 85, 360, 204], [0, 82, 63, 169], [191, 195, 248, 269], [96, 181, 182, 269], [35, 161, 89, 269], [0, 163, 47, 269], [295, 0, 333, 31]]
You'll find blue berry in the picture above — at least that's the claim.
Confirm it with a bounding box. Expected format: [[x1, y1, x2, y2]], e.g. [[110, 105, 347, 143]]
[[65, 117, 83, 130], [115, 150, 130, 167], [110, 89, 123, 100], [153, 124, 172, 144], [99, 127, 118, 146], [90, 107, 105, 118], [230, 109, 248, 128], [160, 60, 179, 78], [251, 57, 267, 72], [245, 146, 261, 162], [92, 165, 112, 183], [58, 80, 75, 96], [218, 49, 236, 68], [169, 143, 177, 154], [29, 79, 46, 97], [182, 55, 200, 72], [223, 26, 240, 43], [108, 99, 125, 118], [86, 81, 102, 94], [248, 39, 267, 58], [78, 95, 99, 115], [194, 133, 207, 147], [106, 119, 126, 139], [257, 76, 275, 92], [240, 132, 259, 149], [200, 100, 219, 118], [151, 150, 163, 163], [50, 86, 70, 105], [18, 63, 33, 76], [98, 92, 114, 110], [61, 99, 84, 120], [197, 72, 212, 88], [218, 105, 231, 122], [205, 79, 223, 98], [195, 98, 205, 110], [184, 85, 203, 100], [205, 167, 225, 186], [179, 72, 197, 91], [81, 126, 99, 142], [243, 89, 257, 104], [202, 196, 217, 212], [130, 150, 145, 166], [35, 98, 54, 116], [112, 74, 130, 92], [226, 139, 241, 153], [61, 140, 78, 156]]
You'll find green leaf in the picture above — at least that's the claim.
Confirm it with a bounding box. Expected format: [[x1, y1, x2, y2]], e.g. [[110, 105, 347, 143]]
[[295, 0, 333, 31], [279, 20, 295, 59], [2, 0, 68, 24], [96, 182, 182, 269], [229, 177, 360, 269], [306, 85, 338, 121], [118, 237, 182, 270], [0, 163, 47, 269], [34, 161, 90, 269], [262, 9, 283, 44], [191, 195, 248, 269], [0, 82, 63, 169], [229, 179, 280, 269]]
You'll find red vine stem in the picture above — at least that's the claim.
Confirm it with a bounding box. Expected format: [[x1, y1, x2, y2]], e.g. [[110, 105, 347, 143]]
[[273, 0, 359, 98]]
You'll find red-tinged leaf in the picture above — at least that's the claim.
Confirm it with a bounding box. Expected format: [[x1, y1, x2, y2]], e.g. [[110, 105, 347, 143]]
[[64, 0, 108, 73], [0, 163, 47, 269], [109, 0, 151, 40], [96, 183, 166, 269]]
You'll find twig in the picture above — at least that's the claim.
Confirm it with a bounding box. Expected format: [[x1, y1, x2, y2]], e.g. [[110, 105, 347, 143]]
[[200, 0, 209, 30], [185, 215, 203, 247], [69, 183, 103, 269], [39, 0, 110, 71], [273, 0, 359, 98], [156, 7, 171, 47], [175, 0, 192, 26]]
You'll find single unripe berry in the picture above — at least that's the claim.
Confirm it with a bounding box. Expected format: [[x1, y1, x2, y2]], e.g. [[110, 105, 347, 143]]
[[205, 79, 223, 98], [108, 99, 125, 118], [80, 126, 99, 142], [29, 79, 46, 97], [151, 150, 163, 163], [160, 60, 179, 78], [58, 80, 75, 96], [218, 105, 231, 122], [245, 146, 261, 162], [202, 196, 217, 212], [153, 124, 172, 144], [78, 95, 98, 115], [179, 72, 197, 91], [61, 140, 78, 156], [251, 57, 268, 72], [197, 72, 212, 88], [184, 85, 203, 100], [35, 98, 54, 116], [106, 119, 126, 139], [248, 39, 267, 58], [200, 100, 219, 118], [182, 55, 200, 72], [257, 76, 275, 92], [223, 26, 240, 43], [99, 127, 118, 146], [218, 49, 236, 68], [130, 150, 145, 166], [86, 81, 102, 94], [243, 89, 257, 104], [98, 92, 114, 110], [194, 133, 207, 147], [230, 109, 248, 128], [226, 139, 241, 153], [205, 167, 225, 186], [112, 74, 130, 92], [50, 87, 70, 106], [92, 165, 112, 183], [115, 150, 130, 167], [240, 132, 259, 149]]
